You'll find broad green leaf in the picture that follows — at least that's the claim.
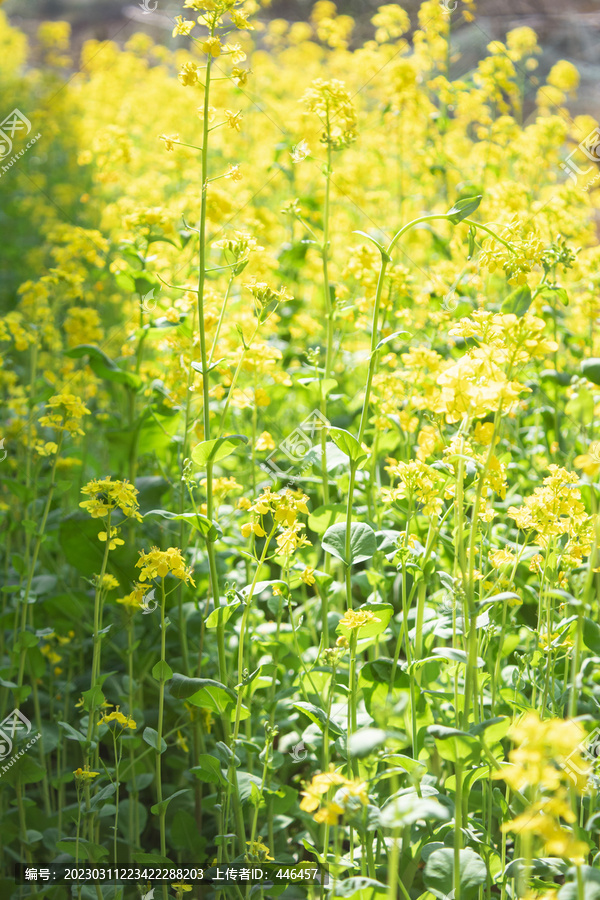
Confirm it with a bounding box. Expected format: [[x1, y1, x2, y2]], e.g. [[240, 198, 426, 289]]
[[424, 848, 487, 900], [322, 522, 377, 566], [348, 727, 387, 758], [331, 877, 387, 899], [328, 427, 368, 466], [142, 726, 167, 754], [380, 794, 449, 828], [56, 839, 109, 863], [293, 701, 344, 738], [169, 673, 234, 699], [152, 660, 174, 682], [170, 809, 205, 854], [428, 725, 481, 765], [191, 434, 248, 466], [81, 686, 105, 711], [432, 647, 485, 667], [501, 284, 532, 317], [66, 345, 142, 389], [190, 754, 228, 787], [308, 504, 346, 535], [558, 866, 600, 900], [58, 721, 87, 744], [581, 359, 600, 386], [89, 783, 116, 812], [539, 285, 569, 306], [469, 716, 511, 743], [583, 617, 600, 653], [150, 787, 190, 816], [446, 195, 483, 224], [205, 600, 240, 629], [337, 603, 394, 640], [144, 508, 221, 540]]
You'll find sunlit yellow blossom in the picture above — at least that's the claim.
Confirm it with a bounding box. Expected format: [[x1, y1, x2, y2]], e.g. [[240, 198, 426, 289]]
[[136, 547, 195, 585]]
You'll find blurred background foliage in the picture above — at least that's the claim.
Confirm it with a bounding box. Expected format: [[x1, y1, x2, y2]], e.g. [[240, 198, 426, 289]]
[[2, 0, 599, 118]]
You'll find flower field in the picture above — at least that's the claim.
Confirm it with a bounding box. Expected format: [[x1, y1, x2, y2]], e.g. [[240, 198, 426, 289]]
[[1, 0, 600, 898]]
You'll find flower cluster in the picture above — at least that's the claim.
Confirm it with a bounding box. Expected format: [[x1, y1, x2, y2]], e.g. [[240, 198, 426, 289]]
[[300, 767, 369, 825], [80, 478, 142, 521], [135, 547, 195, 584]]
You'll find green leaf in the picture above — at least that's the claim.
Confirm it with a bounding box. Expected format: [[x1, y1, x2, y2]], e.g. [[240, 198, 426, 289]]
[[581, 359, 600, 386], [332, 878, 387, 900], [170, 809, 206, 855], [352, 231, 391, 262], [380, 794, 449, 828], [191, 434, 248, 467], [469, 716, 511, 742], [81, 686, 105, 711], [169, 673, 236, 703], [337, 603, 394, 640], [56, 839, 109, 863], [143, 726, 167, 754], [446, 195, 483, 224], [424, 848, 487, 900], [432, 647, 484, 667], [190, 754, 228, 787], [540, 285, 569, 307], [558, 867, 600, 900], [89, 783, 116, 812], [501, 284, 532, 317], [205, 600, 240, 629], [58, 721, 87, 744], [328, 428, 368, 467], [65, 345, 142, 389], [293, 701, 344, 738], [150, 787, 190, 817], [583, 617, 600, 653], [428, 725, 481, 765], [322, 522, 377, 566], [375, 330, 411, 351], [144, 508, 221, 540], [152, 660, 174, 682], [348, 727, 387, 758], [132, 852, 175, 868], [308, 504, 347, 535]]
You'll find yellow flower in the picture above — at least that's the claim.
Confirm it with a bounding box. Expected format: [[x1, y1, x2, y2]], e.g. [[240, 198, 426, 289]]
[[201, 36, 222, 57], [225, 164, 242, 181], [99, 707, 137, 730], [547, 60, 580, 93], [116, 585, 146, 612], [255, 431, 275, 451], [313, 802, 344, 825], [136, 547, 195, 585], [73, 766, 99, 782], [80, 478, 142, 521], [98, 526, 125, 551], [172, 15, 195, 36], [300, 566, 315, 585], [159, 133, 180, 152], [224, 109, 243, 131], [245, 840, 274, 862], [338, 609, 380, 632], [488, 548, 516, 569], [178, 61, 201, 86], [39, 393, 91, 437]]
